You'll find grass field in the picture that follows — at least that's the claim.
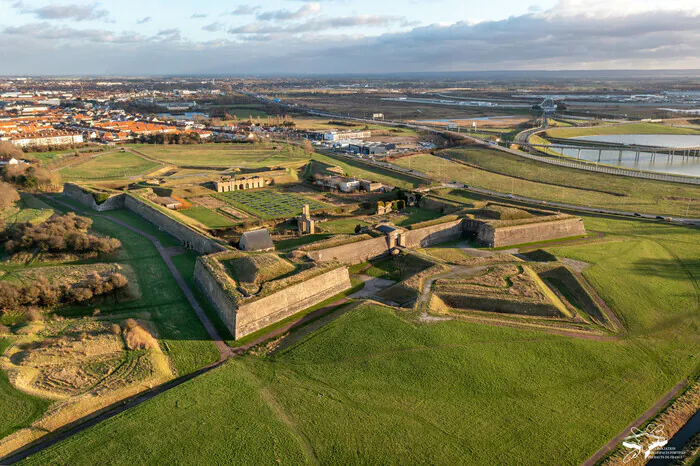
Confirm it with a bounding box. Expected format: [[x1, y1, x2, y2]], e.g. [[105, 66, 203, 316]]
[[215, 190, 327, 220], [131, 143, 309, 168], [15, 215, 700, 464], [393, 207, 444, 226], [321, 218, 369, 234], [544, 122, 700, 138], [16, 214, 700, 464], [178, 207, 237, 229], [308, 152, 428, 189], [0, 193, 53, 227], [394, 147, 700, 217], [59, 152, 161, 181]]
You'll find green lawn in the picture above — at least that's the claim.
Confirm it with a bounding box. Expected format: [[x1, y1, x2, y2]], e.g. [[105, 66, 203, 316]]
[[131, 143, 308, 168], [545, 122, 700, 138], [178, 207, 237, 229], [215, 190, 327, 220], [59, 152, 161, 180], [393, 207, 444, 227], [394, 148, 700, 217], [11, 216, 700, 465], [0, 339, 52, 440], [321, 218, 369, 234]]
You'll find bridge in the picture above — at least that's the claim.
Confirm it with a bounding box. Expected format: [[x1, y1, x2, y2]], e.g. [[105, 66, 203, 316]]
[[522, 142, 700, 162]]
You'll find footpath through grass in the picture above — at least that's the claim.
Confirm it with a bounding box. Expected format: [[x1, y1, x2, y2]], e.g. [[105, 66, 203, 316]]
[[395, 147, 700, 217], [15, 216, 700, 465], [37, 199, 220, 375]]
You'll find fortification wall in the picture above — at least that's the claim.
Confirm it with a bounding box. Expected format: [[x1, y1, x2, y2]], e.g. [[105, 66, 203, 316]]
[[307, 236, 389, 264], [402, 219, 464, 248], [194, 259, 238, 335], [194, 261, 351, 339], [62, 183, 125, 211], [481, 217, 586, 247], [123, 196, 226, 254], [235, 267, 351, 338]]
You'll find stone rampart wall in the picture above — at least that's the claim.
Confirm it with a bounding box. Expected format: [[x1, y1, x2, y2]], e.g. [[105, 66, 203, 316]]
[[123, 196, 226, 254], [62, 183, 125, 211]]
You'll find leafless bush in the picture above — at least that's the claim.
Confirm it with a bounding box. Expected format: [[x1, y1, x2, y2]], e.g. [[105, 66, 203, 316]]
[[0, 324, 9, 335], [124, 321, 158, 350]]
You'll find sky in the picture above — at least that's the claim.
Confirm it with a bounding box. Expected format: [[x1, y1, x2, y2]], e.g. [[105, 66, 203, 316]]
[[1, 0, 699, 75]]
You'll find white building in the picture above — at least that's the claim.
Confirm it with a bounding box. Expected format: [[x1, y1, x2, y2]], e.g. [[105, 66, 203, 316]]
[[11, 132, 84, 148]]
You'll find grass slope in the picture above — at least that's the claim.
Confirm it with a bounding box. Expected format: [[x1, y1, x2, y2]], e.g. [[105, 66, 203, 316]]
[[178, 207, 236, 229], [14, 217, 700, 465], [0, 339, 52, 439], [545, 122, 700, 138], [395, 148, 700, 217], [310, 152, 427, 189], [59, 152, 160, 181], [132, 143, 308, 168]]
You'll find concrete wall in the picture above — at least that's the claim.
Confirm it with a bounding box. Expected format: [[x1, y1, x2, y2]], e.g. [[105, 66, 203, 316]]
[[478, 217, 586, 247], [306, 236, 390, 264], [62, 183, 125, 211], [123, 196, 226, 255], [194, 260, 351, 339]]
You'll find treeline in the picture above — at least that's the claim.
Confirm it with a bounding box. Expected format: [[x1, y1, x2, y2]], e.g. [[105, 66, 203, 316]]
[[3, 213, 121, 254], [0, 272, 128, 311], [132, 132, 203, 145]]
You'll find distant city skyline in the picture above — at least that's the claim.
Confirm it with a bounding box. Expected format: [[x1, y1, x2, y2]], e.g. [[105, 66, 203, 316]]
[[1, 0, 699, 75]]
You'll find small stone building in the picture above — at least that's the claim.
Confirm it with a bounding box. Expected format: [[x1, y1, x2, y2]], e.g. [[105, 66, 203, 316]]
[[215, 175, 267, 193], [239, 229, 275, 251]]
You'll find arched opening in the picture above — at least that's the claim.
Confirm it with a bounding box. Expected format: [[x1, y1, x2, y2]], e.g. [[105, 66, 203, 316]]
[[245, 183, 250, 189], [239, 184, 244, 190]]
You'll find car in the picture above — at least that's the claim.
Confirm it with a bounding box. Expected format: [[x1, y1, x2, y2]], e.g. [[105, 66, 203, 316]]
[[507, 194, 514, 199], [656, 215, 665, 220], [634, 213, 642, 217]]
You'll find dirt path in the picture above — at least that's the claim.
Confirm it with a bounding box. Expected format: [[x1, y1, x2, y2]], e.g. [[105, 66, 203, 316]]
[[582, 379, 689, 466], [48, 196, 232, 361]]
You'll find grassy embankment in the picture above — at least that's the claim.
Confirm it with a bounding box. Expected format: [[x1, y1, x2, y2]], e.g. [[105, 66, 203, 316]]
[[19, 212, 699, 465], [544, 122, 700, 138], [306, 152, 428, 189], [394, 147, 700, 217], [59, 152, 161, 181], [130, 143, 309, 169]]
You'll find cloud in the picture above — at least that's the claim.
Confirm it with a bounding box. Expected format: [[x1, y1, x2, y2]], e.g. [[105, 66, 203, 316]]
[[256, 3, 321, 21], [137, 17, 151, 24], [190, 13, 207, 19], [1, 6, 699, 75], [229, 5, 260, 16], [28, 3, 110, 21], [202, 22, 224, 32], [229, 14, 408, 35]]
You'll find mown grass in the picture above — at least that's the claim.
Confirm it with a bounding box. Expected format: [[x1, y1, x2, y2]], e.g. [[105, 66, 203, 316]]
[[544, 122, 700, 138], [178, 207, 237, 229], [393, 207, 444, 226], [13, 216, 700, 465], [0, 339, 52, 439], [0, 193, 53, 227], [394, 148, 700, 217], [131, 143, 308, 168], [59, 152, 161, 180], [321, 218, 369, 234]]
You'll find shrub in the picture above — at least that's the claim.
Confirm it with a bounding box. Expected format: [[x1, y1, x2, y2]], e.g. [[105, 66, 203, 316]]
[[26, 307, 43, 322], [92, 192, 111, 205], [0, 324, 9, 335]]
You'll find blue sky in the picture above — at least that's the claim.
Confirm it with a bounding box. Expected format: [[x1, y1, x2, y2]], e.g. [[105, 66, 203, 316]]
[[1, 0, 699, 75]]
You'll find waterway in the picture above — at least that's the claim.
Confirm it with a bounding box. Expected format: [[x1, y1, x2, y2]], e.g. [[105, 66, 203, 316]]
[[556, 134, 700, 177]]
